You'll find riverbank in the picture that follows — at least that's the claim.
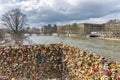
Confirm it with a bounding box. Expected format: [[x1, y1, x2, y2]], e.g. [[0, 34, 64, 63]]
[[0, 43, 120, 80], [100, 37, 120, 41]]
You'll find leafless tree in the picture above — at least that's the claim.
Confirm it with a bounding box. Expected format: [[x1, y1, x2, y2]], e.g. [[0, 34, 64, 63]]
[[2, 9, 27, 45], [0, 31, 3, 41]]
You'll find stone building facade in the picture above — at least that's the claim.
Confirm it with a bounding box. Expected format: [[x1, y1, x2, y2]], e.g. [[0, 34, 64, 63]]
[[103, 20, 120, 38], [28, 27, 40, 34], [41, 25, 57, 35], [57, 23, 104, 37], [41, 19, 120, 38]]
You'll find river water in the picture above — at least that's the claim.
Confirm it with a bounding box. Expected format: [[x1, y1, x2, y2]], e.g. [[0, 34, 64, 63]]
[[24, 35, 120, 62]]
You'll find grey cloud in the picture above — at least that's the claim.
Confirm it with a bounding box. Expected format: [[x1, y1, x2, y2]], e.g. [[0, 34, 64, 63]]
[[28, 0, 120, 26], [1, 0, 120, 27]]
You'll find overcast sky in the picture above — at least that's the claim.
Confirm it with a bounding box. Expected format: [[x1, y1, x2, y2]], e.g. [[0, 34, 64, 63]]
[[0, 0, 120, 27]]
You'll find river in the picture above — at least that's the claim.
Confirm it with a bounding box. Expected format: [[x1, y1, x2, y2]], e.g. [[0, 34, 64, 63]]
[[23, 35, 120, 62]]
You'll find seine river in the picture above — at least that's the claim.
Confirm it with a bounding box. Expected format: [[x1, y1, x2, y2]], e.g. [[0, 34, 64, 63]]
[[24, 35, 120, 62]]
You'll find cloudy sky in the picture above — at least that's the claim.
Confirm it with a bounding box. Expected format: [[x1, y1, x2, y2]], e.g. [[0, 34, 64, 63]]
[[0, 0, 120, 27]]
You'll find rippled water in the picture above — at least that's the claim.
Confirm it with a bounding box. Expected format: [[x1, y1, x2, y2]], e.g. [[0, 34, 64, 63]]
[[24, 35, 120, 61]]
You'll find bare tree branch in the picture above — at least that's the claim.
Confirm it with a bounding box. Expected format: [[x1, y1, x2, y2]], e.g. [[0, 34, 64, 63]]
[[2, 9, 28, 45]]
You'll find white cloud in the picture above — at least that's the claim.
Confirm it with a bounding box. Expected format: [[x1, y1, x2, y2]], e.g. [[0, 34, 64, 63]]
[[0, 0, 120, 27], [77, 12, 120, 24], [66, 0, 81, 6], [16, 0, 38, 11]]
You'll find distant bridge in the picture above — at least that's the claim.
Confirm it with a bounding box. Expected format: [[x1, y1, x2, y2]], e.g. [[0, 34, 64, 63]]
[[87, 32, 102, 37], [24, 32, 41, 36]]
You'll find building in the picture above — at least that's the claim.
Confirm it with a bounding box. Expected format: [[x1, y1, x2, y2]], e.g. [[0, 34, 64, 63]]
[[104, 19, 120, 38], [28, 27, 40, 34], [41, 19, 120, 38], [41, 25, 57, 35], [57, 23, 104, 37]]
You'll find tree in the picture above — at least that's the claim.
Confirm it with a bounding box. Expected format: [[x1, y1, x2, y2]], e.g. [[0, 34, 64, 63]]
[[2, 9, 27, 45], [0, 31, 3, 41]]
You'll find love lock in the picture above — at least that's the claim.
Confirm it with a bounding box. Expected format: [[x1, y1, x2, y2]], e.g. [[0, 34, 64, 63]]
[[37, 55, 47, 64]]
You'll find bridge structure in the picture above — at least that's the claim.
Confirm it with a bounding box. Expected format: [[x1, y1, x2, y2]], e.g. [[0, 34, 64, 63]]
[[24, 31, 41, 36], [87, 32, 102, 37]]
